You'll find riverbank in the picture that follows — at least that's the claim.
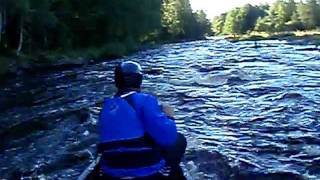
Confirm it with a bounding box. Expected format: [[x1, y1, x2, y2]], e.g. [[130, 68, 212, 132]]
[[2, 31, 319, 81], [0, 36, 208, 82], [0, 41, 160, 82], [227, 31, 320, 45]]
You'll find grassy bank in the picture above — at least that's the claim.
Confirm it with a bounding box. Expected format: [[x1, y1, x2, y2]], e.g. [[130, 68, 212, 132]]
[[227, 31, 320, 45]]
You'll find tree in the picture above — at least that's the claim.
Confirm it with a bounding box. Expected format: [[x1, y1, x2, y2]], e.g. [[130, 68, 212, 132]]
[[297, 0, 320, 29], [242, 4, 267, 32], [286, 11, 304, 30], [215, 3, 269, 35], [161, 0, 185, 38], [268, 0, 287, 31], [212, 13, 227, 35], [314, 0, 320, 27], [214, 0, 320, 34], [177, 0, 195, 38], [194, 10, 212, 37], [253, 0, 304, 32], [27, 0, 57, 51], [286, 0, 297, 22], [3, 0, 30, 55], [161, 0, 209, 39], [223, 8, 242, 35], [1, 0, 209, 58], [255, 16, 273, 32]]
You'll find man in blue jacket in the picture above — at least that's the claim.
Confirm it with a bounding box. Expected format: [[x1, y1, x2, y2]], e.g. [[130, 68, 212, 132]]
[[98, 61, 187, 179]]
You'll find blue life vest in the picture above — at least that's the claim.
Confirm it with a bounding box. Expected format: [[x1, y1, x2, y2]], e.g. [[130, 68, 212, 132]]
[[99, 92, 167, 178]]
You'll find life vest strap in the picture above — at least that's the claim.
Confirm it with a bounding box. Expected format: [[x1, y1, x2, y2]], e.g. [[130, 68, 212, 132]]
[[100, 136, 163, 169]]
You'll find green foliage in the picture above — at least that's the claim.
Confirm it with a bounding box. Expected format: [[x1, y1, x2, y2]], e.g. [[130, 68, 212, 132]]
[[215, 4, 268, 35], [265, 0, 320, 31], [297, 0, 320, 29], [212, 13, 227, 35], [0, 0, 213, 78], [161, 0, 211, 39], [194, 10, 212, 36], [255, 17, 273, 32], [223, 8, 242, 35], [242, 4, 267, 32], [214, 0, 320, 35], [0, 0, 209, 62], [286, 11, 304, 31], [162, 0, 184, 37]]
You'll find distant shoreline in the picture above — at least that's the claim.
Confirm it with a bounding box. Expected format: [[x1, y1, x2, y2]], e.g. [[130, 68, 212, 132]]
[[225, 31, 320, 45]]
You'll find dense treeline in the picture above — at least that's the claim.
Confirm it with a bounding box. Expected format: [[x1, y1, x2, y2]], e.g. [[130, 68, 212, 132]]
[[162, 0, 211, 39], [0, 0, 211, 58], [0, 0, 162, 57], [212, 0, 320, 35]]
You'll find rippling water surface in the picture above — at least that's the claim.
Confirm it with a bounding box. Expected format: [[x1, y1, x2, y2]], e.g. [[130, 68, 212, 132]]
[[0, 38, 320, 179]]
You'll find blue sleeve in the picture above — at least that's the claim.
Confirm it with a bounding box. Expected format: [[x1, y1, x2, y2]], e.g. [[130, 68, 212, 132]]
[[141, 95, 177, 147]]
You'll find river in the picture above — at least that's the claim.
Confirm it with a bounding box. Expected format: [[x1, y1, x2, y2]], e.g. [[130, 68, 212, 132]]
[[0, 38, 319, 179]]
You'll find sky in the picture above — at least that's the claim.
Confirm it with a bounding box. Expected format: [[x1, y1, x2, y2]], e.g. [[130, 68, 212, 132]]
[[190, 0, 277, 19]]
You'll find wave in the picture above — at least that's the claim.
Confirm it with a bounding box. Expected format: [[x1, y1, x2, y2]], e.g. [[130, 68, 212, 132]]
[[194, 69, 253, 86]]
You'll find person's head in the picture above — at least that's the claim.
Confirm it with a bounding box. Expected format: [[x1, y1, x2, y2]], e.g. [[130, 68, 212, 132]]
[[114, 61, 143, 90]]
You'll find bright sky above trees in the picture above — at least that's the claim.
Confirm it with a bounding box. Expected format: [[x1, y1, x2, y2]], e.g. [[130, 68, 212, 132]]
[[190, 0, 277, 18]]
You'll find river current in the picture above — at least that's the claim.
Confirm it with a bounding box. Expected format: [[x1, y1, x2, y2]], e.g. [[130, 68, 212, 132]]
[[0, 38, 319, 179]]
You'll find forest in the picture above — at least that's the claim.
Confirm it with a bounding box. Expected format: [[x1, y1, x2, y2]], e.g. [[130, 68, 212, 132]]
[[0, 0, 211, 72], [212, 0, 320, 35]]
